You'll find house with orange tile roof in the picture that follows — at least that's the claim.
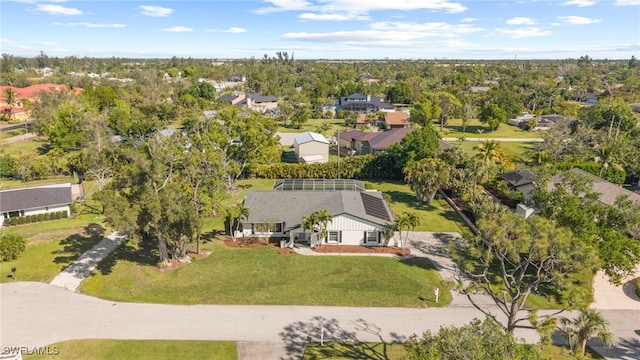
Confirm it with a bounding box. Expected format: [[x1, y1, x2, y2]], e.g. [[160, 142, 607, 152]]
[[381, 112, 410, 129]]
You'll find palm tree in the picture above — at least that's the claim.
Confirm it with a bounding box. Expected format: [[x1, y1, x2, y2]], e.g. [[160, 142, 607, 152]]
[[3, 88, 18, 121], [313, 209, 332, 248], [394, 213, 409, 248], [403, 212, 420, 250], [228, 204, 249, 242], [560, 309, 614, 356], [474, 140, 504, 164], [301, 214, 316, 245]]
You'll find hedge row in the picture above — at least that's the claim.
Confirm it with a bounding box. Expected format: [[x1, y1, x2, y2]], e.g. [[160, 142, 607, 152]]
[[3, 211, 69, 226], [251, 154, 402, 180], [555, 161, 626, 184]]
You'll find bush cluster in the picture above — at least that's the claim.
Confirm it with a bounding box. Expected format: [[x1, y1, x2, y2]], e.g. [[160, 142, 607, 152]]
[[556, 161, 626, 184], [0, 232, 27, 261], [3, 211, 68, 226]]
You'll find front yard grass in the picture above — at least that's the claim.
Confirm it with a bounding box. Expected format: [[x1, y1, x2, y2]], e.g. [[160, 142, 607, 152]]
[[452, 140, 535, 164], [80, 241, 452, 307], [23, 339, 237, 360], [0, 214, 106, 283], [432, 118, 542, 139], [277, 118, 347, 135]]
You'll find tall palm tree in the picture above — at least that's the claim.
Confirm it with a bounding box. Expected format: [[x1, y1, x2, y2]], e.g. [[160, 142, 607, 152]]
[[403, 212, 420, 250], [229, 204, 249, 242], [313, 209, 332, 248], [394, 213, 409, 248], [474, 140, 504, 164], [3, 88, 18, 121], [560, 309, 614, 356], [301, 214, 316, 245]]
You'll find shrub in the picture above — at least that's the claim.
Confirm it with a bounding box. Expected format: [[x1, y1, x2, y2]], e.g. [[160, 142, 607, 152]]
[[636, 278, 640, 298], [0, 232, 27, 261]]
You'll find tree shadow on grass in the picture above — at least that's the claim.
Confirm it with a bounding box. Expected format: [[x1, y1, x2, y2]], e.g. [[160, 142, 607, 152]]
[[200, 229, 223, 244], [383, 190, 435, 211], [93, 235, 157, 276], [53, 223, 106, 266], [279, 316, 406, 360], [37, 143, 52, 155]]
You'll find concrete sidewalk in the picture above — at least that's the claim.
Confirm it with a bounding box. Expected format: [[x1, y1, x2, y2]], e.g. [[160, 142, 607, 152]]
[[49, 232, 127, 291]]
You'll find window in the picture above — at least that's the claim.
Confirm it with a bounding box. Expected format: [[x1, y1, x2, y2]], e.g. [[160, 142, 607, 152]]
[[365, 231, 378, 243], [327, 231, 340, 243], [252, 222, 283, 234]]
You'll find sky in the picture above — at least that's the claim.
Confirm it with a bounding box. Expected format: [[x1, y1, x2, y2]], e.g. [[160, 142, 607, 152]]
[[0, 0, 639, 60]]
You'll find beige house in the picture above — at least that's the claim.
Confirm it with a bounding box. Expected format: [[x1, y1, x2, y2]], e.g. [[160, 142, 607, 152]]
[[293, 132, 329, 163]]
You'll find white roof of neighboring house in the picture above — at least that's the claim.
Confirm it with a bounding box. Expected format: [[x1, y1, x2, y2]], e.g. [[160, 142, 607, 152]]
[[294, 131, 329, 145]]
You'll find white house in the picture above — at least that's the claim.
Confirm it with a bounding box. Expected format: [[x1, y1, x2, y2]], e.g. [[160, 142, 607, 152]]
[[237, 179, 394, 247], [0, 184, 73, 227], [293, 132, 329, 164]]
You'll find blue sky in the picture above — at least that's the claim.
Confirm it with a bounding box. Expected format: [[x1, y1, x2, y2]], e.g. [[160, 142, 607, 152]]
[[1, 0, 639, 59]]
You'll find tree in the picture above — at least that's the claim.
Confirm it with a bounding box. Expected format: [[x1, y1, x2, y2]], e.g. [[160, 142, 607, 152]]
[[454, 211, 598, 333], [387, 81, 414, 104], [403, 158, 451, 205], [474, 140, 507, 165], [394, 211, 420, 250], [559, 309, 614, 356], [461, 101, 477, 134], [290, 104, 311, 129], [313, 209, 332, 248], [0, 232, 27, 261], [409, 99, 438, 127], [405, 317, 541, 360], [433, 92, 462, 132], [387, 126, 440, 173], [227, 204, 250, 242], [302, 214, 317, 246], [2, 87, 18, 121], [479, 103, 507, 131]]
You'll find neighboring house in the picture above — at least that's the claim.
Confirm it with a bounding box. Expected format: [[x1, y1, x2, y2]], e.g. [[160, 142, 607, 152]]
[[499, 171, 536, 200], [381, 112, 410, 129], [0, 84, 81, 120], [0, 184, 73, 227], [507, 113, 536, 127], [570, 92, 598, 105], [335, 93, 394, 114], [217, 92, 278, 112], [339, 128, 449, 155], [549, 168, 640, 207], [293, 131, 330, 164], [238, 179, 394, 247]]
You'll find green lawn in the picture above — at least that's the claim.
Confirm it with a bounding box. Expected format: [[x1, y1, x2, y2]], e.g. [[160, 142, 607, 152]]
[[80, 241, 451, 307], [0, 214, 106, 283], [432, 118, 542, 139], [277, 118, 348, 136], [452, 140, 535, 164], [23, 340, 237, 360], [0, 135, 49, 156], [367, 180, 474, 238]]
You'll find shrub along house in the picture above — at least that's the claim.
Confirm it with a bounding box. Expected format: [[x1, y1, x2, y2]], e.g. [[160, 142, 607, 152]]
[[236, 179, 394, 247], [0, 183, 73, 227]]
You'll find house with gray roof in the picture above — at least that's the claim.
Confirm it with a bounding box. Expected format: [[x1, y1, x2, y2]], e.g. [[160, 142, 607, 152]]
[[499, 171, 536, 200], [335, 93, 394, 114], [0, 184, 73, 227], [238, 179, 394, 247], [549, 168, 640, 207]]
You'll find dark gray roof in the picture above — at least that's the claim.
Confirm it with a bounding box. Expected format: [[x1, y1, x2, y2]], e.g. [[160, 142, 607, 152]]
[[242, 190, 393, 231], [549, 168, 640, 206], [0, 184, 73, 212], [499, 171, 536, 187], [248, 93, 277, 103], [218, 95, 236, 103]]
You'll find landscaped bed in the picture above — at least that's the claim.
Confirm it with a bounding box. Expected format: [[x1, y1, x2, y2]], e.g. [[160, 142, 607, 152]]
[[313, 245, 410, 256]]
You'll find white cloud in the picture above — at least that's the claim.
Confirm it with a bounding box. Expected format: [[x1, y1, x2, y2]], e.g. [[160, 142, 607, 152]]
[[0, 38, 14, 44], [34, 4, 83, 15], [557, 16, 601, 24], [614, 0, 640, 5], [223, 27, 247, 33], [506, 17, 536, 25], [139, 5, 174, 17], [299, 12, 369, 21], [34, 41, 59, 46], [369, 21, 482, 37], [460, 18, 478, 23], [11, 45, 32, 50], [560, 0, 596, 7], [162, 26, 193, 32], [10, 0, 67, 3], [256, 0, 467, 15], [53, 22, 127, 28], [487, 27, 552, 38]]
